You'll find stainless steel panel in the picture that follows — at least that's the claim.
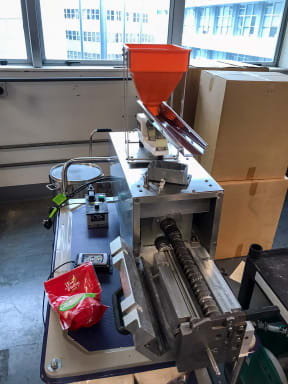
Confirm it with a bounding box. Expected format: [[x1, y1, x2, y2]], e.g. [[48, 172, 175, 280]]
[[110, 132, 222, 199], [190, 245, 241, 313], [154, 252, 191, 322]]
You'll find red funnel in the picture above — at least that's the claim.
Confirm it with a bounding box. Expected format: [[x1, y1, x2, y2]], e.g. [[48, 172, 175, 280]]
[[125, 44, 191, 116]]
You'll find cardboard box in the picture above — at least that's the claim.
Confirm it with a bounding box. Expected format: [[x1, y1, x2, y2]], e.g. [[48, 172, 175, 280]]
[[195, 70, 288, 181], [74, 375, 134, 384], [134, 368, 179, 384], [172, 59, 268, 128], [215, 178, 287, 260]]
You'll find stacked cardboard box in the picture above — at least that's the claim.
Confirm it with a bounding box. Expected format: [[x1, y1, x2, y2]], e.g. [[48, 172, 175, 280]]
[[194, 71, 288, 259], [172, 59, 268, 129]]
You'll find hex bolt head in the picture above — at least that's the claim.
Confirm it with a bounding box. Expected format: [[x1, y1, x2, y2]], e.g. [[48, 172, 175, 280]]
[[48, 357, 62, 373]]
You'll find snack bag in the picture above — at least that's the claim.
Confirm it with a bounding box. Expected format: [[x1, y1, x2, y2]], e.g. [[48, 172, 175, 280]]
[[44, 262, 108, 330]]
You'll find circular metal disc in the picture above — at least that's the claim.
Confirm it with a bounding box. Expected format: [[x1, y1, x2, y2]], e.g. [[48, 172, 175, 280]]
[[50, 163, 103, 183]]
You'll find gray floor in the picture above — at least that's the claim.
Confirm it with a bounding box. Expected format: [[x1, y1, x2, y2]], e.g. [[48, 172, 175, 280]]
[[0, 193, 287, 384], [0, 199, 53, 384]]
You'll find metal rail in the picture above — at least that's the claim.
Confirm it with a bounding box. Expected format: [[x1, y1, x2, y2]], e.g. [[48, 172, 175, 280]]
[[0, 139, 109, 151], [0, 77, 131, 83]]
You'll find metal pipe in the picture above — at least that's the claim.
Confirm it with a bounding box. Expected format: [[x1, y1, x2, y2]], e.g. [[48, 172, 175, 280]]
[[207, 348, 221, 376], [89, 129, 111, 156], [61, 156, 117, 194]]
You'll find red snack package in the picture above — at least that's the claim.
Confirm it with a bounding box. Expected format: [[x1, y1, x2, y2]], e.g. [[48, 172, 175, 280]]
[[44, 262, 108, 330]]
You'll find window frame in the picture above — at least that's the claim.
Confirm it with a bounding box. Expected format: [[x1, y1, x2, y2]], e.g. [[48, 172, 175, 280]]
[[1, 0, 287, 67]]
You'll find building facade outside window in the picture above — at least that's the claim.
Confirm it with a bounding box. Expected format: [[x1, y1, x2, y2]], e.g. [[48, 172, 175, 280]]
[[182, 0, 286, 62], [38, 0, 168, 62]]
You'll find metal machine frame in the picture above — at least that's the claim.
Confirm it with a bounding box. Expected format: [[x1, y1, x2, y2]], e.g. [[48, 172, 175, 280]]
[[109, 132, 256, 376]]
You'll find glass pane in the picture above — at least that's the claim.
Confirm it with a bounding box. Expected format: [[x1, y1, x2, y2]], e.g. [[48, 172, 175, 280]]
[[40, 0, 170, 61], [182, 0, 286, 63], [0, 0, 27, 60]]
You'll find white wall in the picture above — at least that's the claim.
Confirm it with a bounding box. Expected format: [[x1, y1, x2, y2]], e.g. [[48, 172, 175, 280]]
[[0, 67, 138, 187]]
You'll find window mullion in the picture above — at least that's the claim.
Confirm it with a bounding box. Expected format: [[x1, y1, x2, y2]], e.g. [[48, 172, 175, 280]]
[[168, 0, 185, 45], [20, 0, 33, 64], [24, 0, 43, 67]]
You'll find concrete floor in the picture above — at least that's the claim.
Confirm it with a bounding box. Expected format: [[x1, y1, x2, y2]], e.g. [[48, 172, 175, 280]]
[[0, 199, 53, 384], [0, 193, 287, 384]]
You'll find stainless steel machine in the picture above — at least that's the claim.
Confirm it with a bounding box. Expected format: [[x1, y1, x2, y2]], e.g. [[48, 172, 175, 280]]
[[109, 132, 255, 377]]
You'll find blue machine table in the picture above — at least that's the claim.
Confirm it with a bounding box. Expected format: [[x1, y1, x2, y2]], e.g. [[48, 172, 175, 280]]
[[40, 199, 174, 383]]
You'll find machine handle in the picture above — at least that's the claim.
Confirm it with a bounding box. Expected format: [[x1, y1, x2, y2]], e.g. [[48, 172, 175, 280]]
[[112, 287, 130, 335], [96, 129, 112, 133], [89, 128, 112, 156]]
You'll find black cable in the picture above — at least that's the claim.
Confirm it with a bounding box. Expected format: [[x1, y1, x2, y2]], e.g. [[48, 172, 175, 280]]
[[43, 175, 121, 323], [65, 176, 121, 200], [42, 260, 77, 326]]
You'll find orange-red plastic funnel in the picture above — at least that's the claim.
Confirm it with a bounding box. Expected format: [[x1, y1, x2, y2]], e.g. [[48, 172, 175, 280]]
[[125, 44, 191, 116]]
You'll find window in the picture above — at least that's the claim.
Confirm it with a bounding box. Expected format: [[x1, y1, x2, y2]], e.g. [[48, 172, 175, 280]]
[[107, 10, 115, 21], [67, 50, 82, 59], [2, 0, 288, 66], [64, 9, 79, 20], [66, 30, 80, 41], [83, 52, 101, 59], [142, 13, 149, 23], [84, 9, 100, 20], [115, 33, 122, 43], [216, 6, 233, 35], [182, 0, 286, 63], [116, 11, 122, 21], [236, 4, 257, 36], [261, 2, 283, 37], [0, 0, 27, 60], [83, 31, 100, 42], [133, 12, 140, 22], [198, 8, 212, 34], [40, 0, 169, 62]]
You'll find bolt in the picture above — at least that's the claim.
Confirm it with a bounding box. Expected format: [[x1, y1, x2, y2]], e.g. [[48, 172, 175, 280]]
[[236, 337, 242, 343], [48, 357, 62, 373], [51, 359, 58, 370], [239, 325, 245, 331]]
